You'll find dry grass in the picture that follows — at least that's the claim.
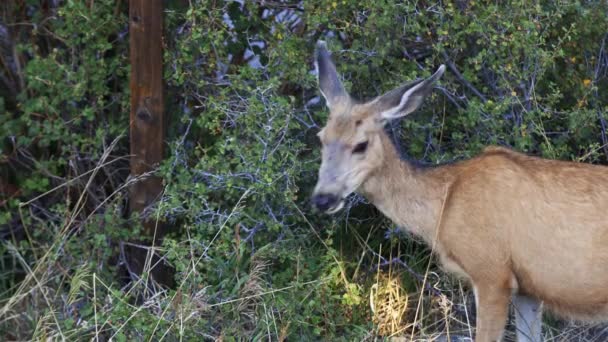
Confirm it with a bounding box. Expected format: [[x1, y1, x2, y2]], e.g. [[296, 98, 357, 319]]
[[370, 268, 409, 336], [2, 141, 608, 341]]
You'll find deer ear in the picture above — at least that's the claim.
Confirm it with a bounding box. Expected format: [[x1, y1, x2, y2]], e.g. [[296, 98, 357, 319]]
[[315, 41, 348, 110], [373, 65, 445, 123]]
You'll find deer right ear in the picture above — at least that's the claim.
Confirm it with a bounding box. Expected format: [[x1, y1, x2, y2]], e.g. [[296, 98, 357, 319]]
[[372, 65, 445, 124], [315, 41, 348, 110]]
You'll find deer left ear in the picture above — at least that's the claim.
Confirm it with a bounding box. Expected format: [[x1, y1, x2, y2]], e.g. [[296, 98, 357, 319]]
[[315, 41, 349, 110], [373, 65, 445, 123]]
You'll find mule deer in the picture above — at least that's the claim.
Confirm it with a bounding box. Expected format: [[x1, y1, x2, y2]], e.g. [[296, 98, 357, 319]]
[[311, 41, 608, 342]]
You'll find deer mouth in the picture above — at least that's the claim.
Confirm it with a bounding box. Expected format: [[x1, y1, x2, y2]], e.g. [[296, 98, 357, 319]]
[[312, 193, 345, 214], [326, 199, 345, 214]]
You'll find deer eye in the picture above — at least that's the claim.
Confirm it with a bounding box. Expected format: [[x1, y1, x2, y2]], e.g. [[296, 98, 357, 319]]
[[352, 141, 368, 154]]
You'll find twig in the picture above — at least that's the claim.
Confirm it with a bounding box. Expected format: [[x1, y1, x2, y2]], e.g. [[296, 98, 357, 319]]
[[147, 187, 254, 341], [208, 278, 328, 308], [441, 51, 487, 103], [376, 256, 443, 298], [19, 156, 129, 206], [593, 34, 608, 160], [411, 185, 449, 340]]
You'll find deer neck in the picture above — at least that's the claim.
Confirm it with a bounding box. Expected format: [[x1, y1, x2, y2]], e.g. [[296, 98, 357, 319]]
[[360, 133, 450, 244]]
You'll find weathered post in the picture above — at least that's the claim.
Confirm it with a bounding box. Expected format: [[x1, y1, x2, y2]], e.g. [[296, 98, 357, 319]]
[[128, 0, 171, 286]]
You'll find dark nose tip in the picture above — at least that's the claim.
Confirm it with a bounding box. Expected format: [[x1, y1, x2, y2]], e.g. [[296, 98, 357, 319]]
[[312, 193, 338, 212]]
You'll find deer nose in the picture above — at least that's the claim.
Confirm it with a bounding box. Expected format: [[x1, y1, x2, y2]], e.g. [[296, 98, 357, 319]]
[[312, 193, 339, 212]]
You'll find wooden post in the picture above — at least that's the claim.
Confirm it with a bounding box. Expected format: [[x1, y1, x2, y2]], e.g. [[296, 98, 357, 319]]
[[128, 0, 171, 286]]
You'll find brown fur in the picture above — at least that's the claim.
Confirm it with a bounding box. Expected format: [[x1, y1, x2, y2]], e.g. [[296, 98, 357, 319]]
[[318, 104, 608, 340], [313, 43, 608, 340], [366, 133, 608, 313]]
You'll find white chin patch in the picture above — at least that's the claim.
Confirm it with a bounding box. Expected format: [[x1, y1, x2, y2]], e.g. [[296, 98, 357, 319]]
[[326, 200, 345, 214]]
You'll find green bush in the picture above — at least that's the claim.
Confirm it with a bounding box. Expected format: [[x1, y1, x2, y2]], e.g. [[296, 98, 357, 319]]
[[1, 0, 607, 340]]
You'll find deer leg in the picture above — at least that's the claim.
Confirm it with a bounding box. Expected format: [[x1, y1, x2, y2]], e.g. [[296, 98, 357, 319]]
[[474, 284, 511, 342], [512, 294, 542, 342]]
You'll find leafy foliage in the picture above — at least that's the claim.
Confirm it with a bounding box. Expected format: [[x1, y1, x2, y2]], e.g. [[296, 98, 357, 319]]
[[1, 0, 607, 340]]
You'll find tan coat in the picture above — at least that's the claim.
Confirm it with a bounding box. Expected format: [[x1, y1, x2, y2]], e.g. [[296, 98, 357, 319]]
[[311, 41, 608, 342]]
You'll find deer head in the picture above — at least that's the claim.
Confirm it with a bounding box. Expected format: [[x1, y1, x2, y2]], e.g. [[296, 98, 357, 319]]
[[311, 41, 445, 213]]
